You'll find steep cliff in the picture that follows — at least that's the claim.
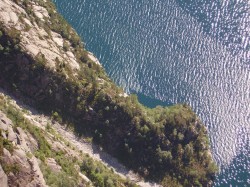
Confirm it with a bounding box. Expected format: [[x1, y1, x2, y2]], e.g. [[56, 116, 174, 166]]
[[0, 0, 217, 186], [0, 91, 140, 187]]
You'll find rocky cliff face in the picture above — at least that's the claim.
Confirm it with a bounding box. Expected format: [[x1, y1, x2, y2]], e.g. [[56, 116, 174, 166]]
[[0, 0, 217, 186], [0, 0, 81, 70], [0, 1, 141, 186], [0, 111, 47, 187]]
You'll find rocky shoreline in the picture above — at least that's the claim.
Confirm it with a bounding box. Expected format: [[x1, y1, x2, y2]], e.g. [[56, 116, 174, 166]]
[[0, 0, 217, 186]]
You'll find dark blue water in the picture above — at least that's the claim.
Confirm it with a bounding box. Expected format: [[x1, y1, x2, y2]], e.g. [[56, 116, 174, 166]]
[[53, 0, 250, 186]]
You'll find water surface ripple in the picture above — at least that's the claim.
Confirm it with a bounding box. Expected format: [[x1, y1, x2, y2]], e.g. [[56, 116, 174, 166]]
[[53, 0, 250, 186]]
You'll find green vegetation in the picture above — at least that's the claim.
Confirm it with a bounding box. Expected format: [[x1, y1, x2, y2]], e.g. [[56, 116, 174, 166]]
[[81, 155, 137, 187], [40, 164, 80, 187], [0, 112, 18, 176], [0, 95, 136, 187], [2, 138, 15, 154], [0, 96, 79, 186], [1, 163, 20, 175], [0, 0, 218, 186], [0, 129, 15, 156], [0, 26, 21, 57]]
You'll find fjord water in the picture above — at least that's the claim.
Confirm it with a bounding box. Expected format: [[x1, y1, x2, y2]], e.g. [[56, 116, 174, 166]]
[[53, 0, 250, 186]]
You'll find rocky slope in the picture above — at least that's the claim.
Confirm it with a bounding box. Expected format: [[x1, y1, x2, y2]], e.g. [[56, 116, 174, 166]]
[[0, 0, 217, 186], [0, 90, 159, 187], [0, 109, 48, 187]]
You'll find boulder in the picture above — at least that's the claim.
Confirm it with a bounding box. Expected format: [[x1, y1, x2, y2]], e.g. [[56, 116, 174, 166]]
[[7, 126, 17, 143], [46, 158, 62, 173]]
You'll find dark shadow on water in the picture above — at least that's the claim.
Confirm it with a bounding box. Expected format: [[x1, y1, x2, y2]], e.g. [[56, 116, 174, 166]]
[[133, 91, 172, 108]]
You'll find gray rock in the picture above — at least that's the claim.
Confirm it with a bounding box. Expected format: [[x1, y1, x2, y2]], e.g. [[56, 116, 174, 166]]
[[25, 131, 38, 152], [3, 148, 11, 159], [16, 127, 29, 150], [0, 120, 8, 131], [29, 156, 48, 187], [13, 149, 27, 164], [46, 158, 62, 173], [0, 164, 8, 187], [1, 130, 7, 139], [7, 126, 17, 143], [0, 112, 11, 131]]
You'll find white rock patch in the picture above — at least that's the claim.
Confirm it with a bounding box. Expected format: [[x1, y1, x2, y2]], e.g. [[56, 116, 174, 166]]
[[32, 5, 49, 21], [87, 52, 102, 66], [0, 0, 81, 71], [51, 32, 64, 48]]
